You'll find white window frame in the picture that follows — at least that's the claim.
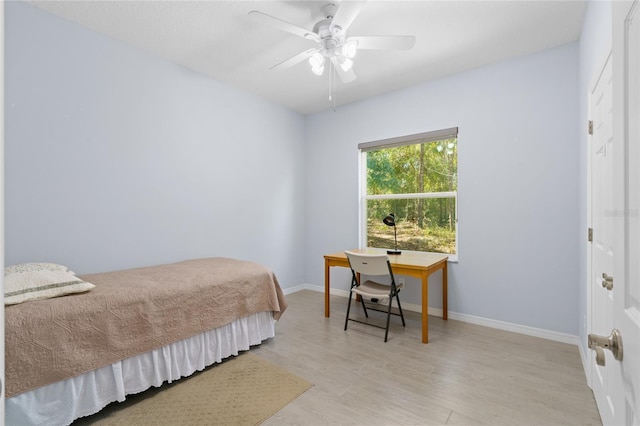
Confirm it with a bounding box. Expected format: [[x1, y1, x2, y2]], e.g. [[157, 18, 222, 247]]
[[358, 128, 459, 261]]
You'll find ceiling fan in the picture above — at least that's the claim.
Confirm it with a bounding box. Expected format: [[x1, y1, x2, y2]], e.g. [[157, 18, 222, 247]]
[[248, 1, 416, 83]]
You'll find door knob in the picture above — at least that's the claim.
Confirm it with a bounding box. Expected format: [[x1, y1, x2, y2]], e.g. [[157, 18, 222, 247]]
[[591, 345, 606, 366], [588, 329, 623, 366], [602, 273, 614, 290]]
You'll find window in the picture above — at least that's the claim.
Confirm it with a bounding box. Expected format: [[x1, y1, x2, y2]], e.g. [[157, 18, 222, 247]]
[[359, 128, 458, 257]]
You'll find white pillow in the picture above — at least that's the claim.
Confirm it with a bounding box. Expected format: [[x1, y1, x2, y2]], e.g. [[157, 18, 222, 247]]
[[4, 262, 95, 306]]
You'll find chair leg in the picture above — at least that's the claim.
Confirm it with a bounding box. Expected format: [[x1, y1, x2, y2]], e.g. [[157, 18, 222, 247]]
[[359, 295, 369, 318], [395, 291, 406, 327], [384, 295, 393, 342], [344, 291, 354, 331]]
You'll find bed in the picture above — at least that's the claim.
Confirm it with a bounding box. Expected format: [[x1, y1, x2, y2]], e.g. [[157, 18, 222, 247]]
[[4, 257, 287, 425]]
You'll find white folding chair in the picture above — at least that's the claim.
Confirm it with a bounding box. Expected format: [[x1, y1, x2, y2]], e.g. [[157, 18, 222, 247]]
[[344, 251, 406, 342]]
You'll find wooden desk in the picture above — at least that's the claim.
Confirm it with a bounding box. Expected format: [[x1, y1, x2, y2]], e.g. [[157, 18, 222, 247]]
[[324, 248, 449, 344]]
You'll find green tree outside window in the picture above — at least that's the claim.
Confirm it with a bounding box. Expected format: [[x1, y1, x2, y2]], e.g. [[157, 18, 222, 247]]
[[364, 136, 457, 254]]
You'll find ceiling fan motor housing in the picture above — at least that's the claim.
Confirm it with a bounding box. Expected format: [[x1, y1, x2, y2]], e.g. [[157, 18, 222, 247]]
[[313, 18, 345, 57]]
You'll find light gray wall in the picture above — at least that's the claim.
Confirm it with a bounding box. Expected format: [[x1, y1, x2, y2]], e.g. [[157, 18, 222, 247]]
[[577, 1, 612, 352], [305, 43, 580, 335], [5, 2, 307, 287]]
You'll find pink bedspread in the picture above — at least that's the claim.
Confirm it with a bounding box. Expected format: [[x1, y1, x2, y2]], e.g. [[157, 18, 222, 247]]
[[5, 257, 287, 397]]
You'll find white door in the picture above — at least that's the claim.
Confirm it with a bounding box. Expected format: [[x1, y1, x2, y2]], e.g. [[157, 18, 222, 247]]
[[589, 0, 640, 426], [589, 3, 640, 424], [589, 49, 616, 424], [609, 1, 640, 424]]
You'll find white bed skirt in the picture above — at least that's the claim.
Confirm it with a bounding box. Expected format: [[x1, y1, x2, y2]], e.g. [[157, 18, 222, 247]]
[[6, 311, 276, 426]]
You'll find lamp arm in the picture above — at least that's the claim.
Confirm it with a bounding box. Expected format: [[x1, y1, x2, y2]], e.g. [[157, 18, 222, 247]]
[[394, 224, 398, 251]]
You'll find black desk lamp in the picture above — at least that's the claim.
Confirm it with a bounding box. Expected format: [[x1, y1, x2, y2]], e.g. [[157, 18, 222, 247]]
[[383, 213, 401, 255]]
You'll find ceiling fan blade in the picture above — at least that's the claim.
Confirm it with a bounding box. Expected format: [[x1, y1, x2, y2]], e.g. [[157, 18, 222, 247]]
[[330, 1, 366, 33], [248, 10, 320, 42], [331, 56, 357, 83], [270, 48, 316, 71], [350, 35, 416, 50]]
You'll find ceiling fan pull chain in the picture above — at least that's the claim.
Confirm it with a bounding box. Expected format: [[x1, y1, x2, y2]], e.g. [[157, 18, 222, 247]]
[[329, 59, 333, 101], [327, 59, 337, 111], [332, 80, 337, 111]]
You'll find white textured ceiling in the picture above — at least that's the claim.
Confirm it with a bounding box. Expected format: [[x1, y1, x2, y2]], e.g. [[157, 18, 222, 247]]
[[31, 0, 587, 115]]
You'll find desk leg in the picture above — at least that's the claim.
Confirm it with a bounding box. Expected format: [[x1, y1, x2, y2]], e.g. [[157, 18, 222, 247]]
[[442, 261, 448, 321], [422, 271, 429, 344], [324, 259, 330, 317]]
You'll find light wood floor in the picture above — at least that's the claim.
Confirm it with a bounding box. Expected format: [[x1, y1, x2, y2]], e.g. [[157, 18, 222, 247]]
[[253, 290, 602, 426]]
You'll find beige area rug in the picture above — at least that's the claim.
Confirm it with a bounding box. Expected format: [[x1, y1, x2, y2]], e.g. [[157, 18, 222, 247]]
[[74, 353, 312, 426]]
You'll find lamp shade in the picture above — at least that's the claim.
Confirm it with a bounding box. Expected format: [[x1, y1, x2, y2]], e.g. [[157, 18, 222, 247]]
[[341, 39, 358, 59], [339, 57, 354, 72], [309, 52, 325, 75], [383, 213, 396, 227]]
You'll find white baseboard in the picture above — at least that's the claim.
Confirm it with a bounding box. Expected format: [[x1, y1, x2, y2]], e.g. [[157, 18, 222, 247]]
[[579, 338, 592, 388], [282, 283, 318, 295], [448, 311, 579, 345], [288, 284, 579, 346]]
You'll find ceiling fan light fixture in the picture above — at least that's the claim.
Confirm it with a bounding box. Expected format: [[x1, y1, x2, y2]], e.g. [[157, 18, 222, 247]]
[[341, 39, 358, 59], [309, 51, 325, 68], [334, 54, 354, 72], [339, 57, 354, 72], [311, 64, 325, 76], [309, 51, 326, 75]]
